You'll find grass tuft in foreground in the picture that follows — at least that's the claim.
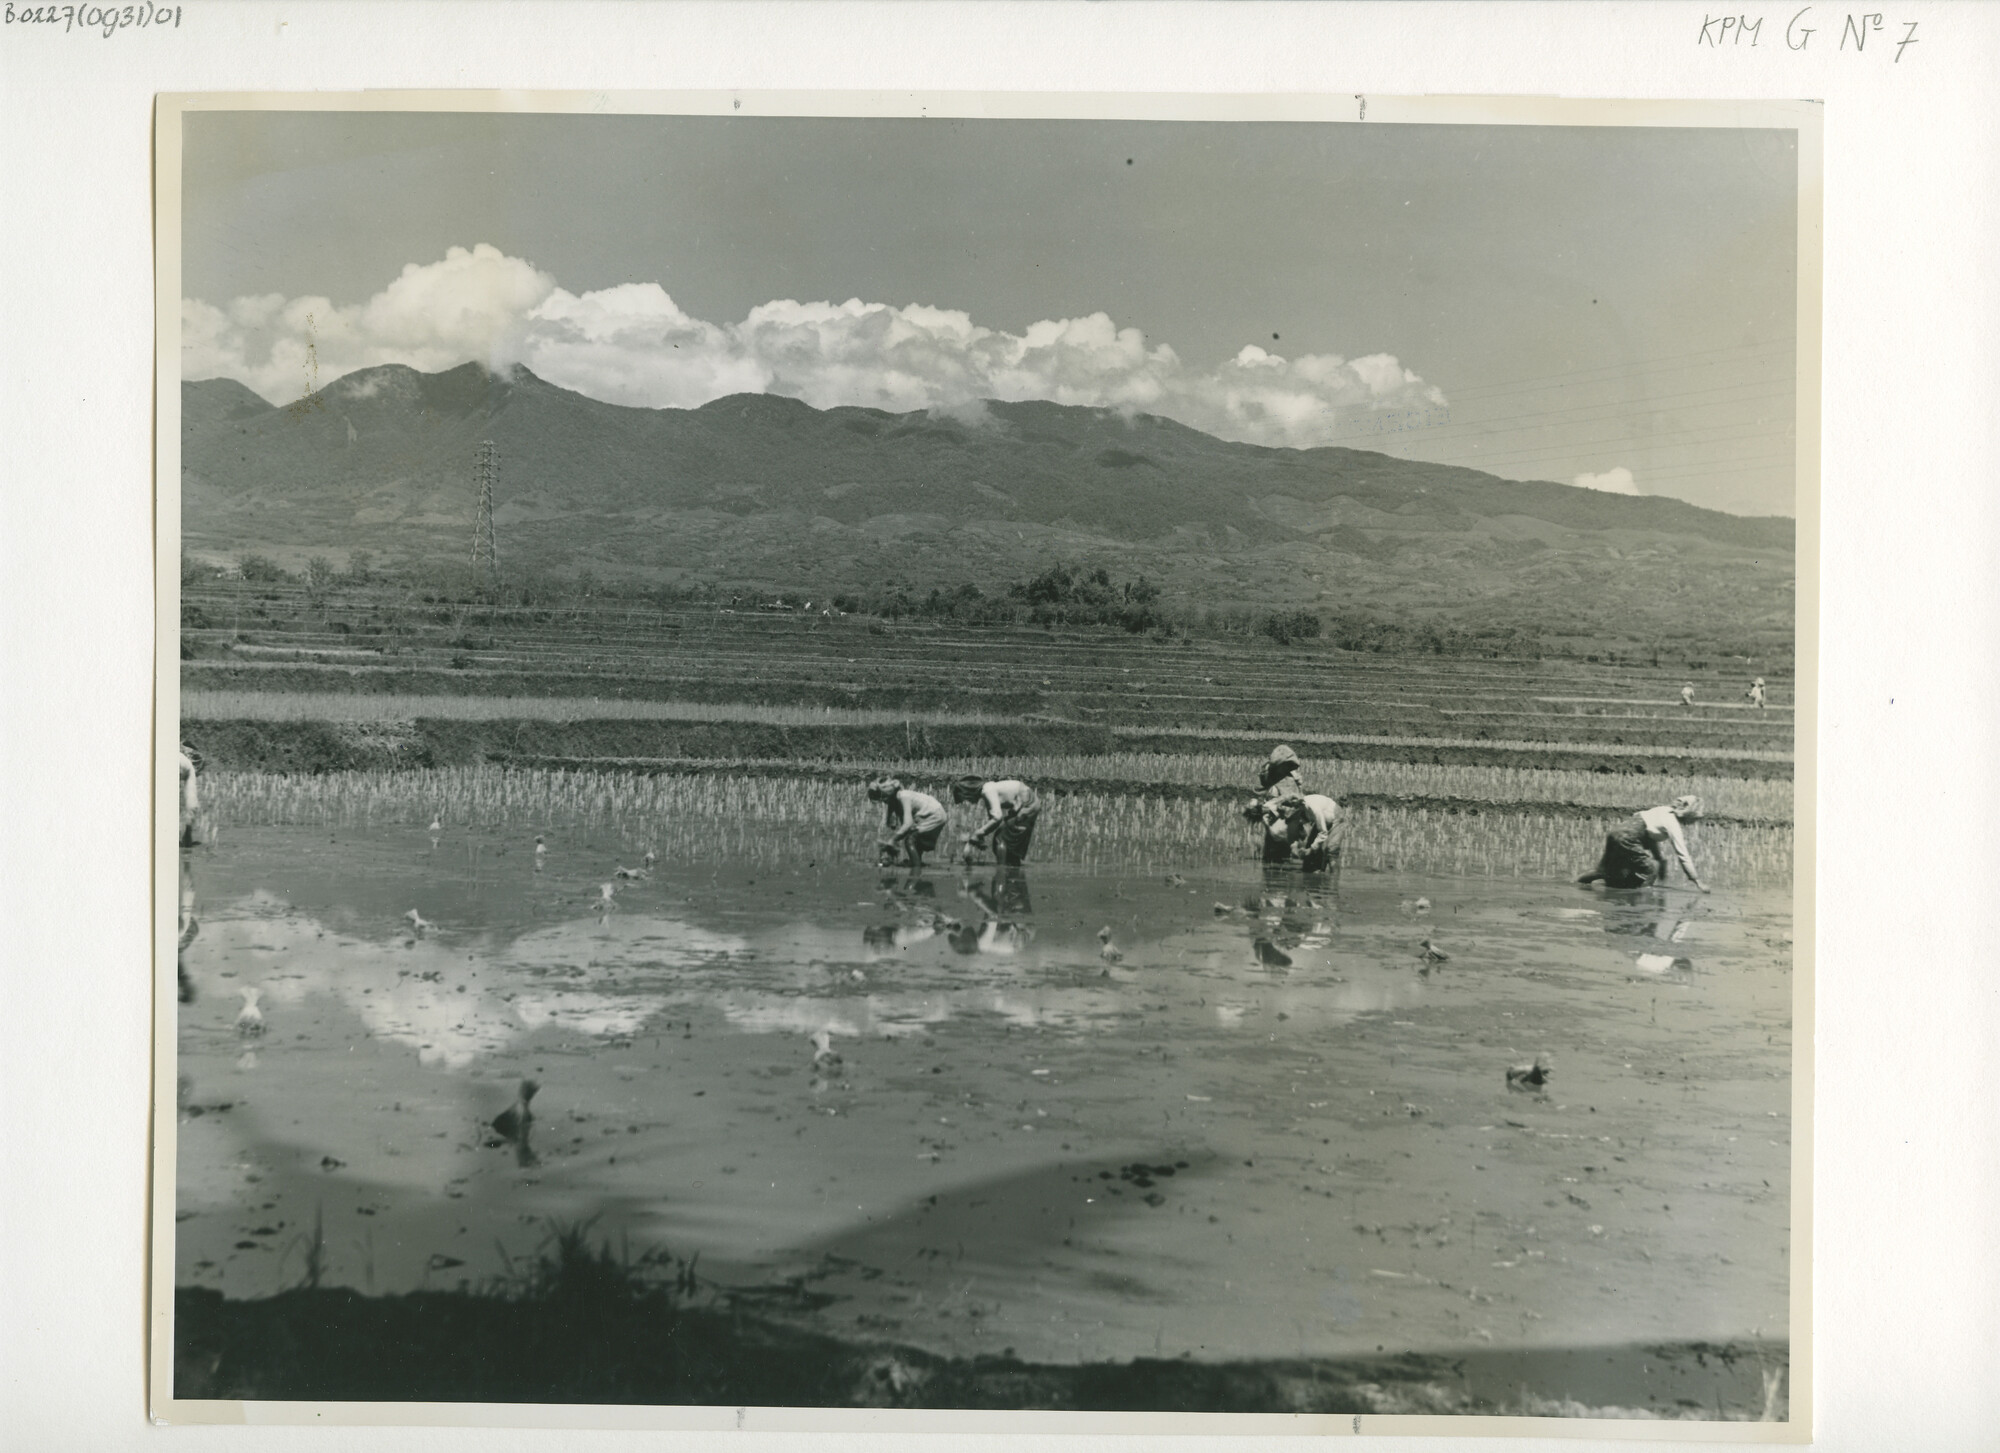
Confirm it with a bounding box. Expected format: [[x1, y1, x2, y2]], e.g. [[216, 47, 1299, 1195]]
[[173, 1227, 1786, 1417]]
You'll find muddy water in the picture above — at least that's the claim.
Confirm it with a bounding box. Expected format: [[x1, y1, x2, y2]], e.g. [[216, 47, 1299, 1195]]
[[176, 824, 1791, 1366]]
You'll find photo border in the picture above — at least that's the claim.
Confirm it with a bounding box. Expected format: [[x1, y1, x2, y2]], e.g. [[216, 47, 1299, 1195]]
[[150, 87, 1822, 1439]]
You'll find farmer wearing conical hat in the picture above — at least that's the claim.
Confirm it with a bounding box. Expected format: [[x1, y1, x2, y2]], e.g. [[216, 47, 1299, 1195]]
[[1578, 795, 1710, 892], [1242, 745, 1310, 863], [867, 776, 948, 869], [1257, 744, 1305, 800], [951, 776, 1042, 866]]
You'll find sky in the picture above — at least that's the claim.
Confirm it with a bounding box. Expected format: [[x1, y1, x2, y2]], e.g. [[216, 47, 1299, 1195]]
[[182, 111, 1800, 516]]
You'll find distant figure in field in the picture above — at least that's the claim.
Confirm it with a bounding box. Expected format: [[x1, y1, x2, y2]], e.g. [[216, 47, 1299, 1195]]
[[1747, 677, 1767, 709], [868, 777, 948, 869], [1578, 795, 1710, 893], [177, 744, 202, 848], [952, 776, 1042, 865], [1243, 745, 1310, 863], [1678, 683, 1697, 708], [1275, 792, 1346, 873]]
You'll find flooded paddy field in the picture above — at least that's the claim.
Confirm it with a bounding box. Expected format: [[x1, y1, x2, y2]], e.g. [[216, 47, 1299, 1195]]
[[174, 800, 1792, 1409]]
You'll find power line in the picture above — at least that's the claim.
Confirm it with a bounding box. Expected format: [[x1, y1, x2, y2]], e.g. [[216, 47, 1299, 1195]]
[[1472, 451, 1799, 488], [1433, 340, 1795, 406], [1431, 380, 1794, 432], [1618, 453, 1803, 486], [1399, 388, 1795, 458], [1420, 427, 1795, 470], [1406, 424, 1796, 472]]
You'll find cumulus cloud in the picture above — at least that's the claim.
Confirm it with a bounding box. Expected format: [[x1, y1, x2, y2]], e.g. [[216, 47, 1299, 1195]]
[[184, 244, 558, 399], [1572, 466, 1643, 495], [184, 246, 1447, 448]]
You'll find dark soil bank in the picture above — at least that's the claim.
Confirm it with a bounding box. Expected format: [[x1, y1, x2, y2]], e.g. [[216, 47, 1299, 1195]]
[[183, 663, 1046, 718], [183, 664, 1787, 756], [174, 1286, 1783, 1417], [181, 717, 1117, 774]]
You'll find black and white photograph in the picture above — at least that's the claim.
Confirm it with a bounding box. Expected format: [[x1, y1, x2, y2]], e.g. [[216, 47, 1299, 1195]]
[[155, 93, 1814, 1428]]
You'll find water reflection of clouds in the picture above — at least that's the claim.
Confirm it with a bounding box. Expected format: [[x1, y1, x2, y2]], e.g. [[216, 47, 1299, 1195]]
[[717, 984, 1133, 1043], [1632, 953, 1695, 980], [186, 897, 751, 1070], [188, 883, 1430, 1073]]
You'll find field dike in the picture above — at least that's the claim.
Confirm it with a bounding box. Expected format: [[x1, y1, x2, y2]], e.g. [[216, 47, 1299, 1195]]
[[182, 717, 1116, 775], [181, 716, 1788, 794]]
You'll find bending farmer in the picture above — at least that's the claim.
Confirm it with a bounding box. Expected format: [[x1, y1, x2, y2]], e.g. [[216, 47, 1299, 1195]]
[[1275, 792, 1345, 872], [1243, 744, 1310, 863], [1578, 795, 1710, 893], [178, 743, 203, 848], [952, 776, 1042, 865], [868, 776, 948, 869]]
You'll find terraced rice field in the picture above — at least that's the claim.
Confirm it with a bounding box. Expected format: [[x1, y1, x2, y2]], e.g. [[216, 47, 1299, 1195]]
[[173, 581, 1797, 1414], [182, 585, 1795, 755]]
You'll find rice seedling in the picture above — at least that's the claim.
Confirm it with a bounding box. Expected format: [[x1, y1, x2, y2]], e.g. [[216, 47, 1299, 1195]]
[[1115, 724, 1792, 764], [834, 752, 1793, 823], [489, 750, 1788, 823], [198, 765, 1793, 887]]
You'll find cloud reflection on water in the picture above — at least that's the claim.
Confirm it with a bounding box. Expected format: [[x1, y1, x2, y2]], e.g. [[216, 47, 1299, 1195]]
[[185, 867, 1427, 1076]]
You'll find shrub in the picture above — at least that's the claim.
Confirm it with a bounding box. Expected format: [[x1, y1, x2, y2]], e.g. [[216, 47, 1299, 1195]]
[[1259, 609, 1323, 646], [305, 556, 336, 607]]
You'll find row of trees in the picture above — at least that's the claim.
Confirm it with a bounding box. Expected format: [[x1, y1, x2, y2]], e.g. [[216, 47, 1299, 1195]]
[[839, 564, 1169, 633], [185, 551, 1549, 657]]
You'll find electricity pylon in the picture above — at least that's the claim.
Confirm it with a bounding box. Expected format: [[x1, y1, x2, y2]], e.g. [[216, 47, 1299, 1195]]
[[470, 439, 500, 587]]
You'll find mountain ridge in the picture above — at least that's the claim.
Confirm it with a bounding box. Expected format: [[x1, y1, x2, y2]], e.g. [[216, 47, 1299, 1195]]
[[180, 363, 1794, 649]]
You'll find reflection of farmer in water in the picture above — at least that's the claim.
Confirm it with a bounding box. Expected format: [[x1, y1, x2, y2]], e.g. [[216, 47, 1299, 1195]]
[[177, 745, 204, 1002], [943, 867, 1035, 955], [945, 913, 1032, 957], [177, 854, 199, 1004], [862, 914, 941, 953], [961, 864, 1033, 919], [952, 776, 1041, 865], [1578, 796, 1710, 893], [1598, 890, 1698, 944], [868, 777, 948, 869]]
